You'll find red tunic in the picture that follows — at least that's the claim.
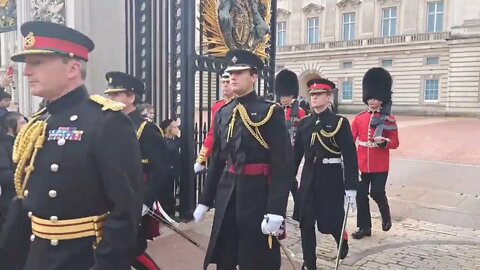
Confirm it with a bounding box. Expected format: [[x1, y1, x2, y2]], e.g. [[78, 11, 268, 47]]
[[351, 110, 399, 173], [284, 106, 306, 122], [196, 99, 230, 164]]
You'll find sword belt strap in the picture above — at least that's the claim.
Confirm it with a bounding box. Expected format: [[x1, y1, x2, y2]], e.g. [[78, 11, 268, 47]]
[[32, 213, 107, 244]]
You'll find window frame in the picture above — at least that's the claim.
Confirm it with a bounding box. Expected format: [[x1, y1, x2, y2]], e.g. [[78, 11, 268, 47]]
[[306, 16, 320, 44], [381, 6, 397, 37], [426, 1, 444, 33], [341, 79, 354, 102], [342, 12, 356, 41], [277, 21, 287, 46]]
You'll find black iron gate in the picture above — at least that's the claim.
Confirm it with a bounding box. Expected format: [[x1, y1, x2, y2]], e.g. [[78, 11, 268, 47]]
[[127, 0, 278, 218]]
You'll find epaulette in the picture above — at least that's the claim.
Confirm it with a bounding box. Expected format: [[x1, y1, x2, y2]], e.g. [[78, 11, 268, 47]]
[[89, 95, 125, 111]]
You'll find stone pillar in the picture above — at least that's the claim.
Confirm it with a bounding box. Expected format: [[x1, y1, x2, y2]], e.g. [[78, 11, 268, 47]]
[[15, 0, 38, 115], [66, 0, 126, 93]]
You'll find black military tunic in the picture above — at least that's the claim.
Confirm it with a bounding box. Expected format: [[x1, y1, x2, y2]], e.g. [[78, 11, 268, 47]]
[[127, 109, 167, 254], [293, 108, 359, 233], [199, 91, 293, 270], [0, 86, 143, 270]]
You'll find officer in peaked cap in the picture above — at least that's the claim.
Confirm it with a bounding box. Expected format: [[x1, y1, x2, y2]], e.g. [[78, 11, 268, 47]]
[[194, 49, 293, 269], [104, 71, 167, 270], [351, 67, 399, 240], [224, 49, 265, 72], [0, 21, 143, 270], [11, 20, 95, 62], [104, 71, 146, 98], [293, 77, 359, 269]]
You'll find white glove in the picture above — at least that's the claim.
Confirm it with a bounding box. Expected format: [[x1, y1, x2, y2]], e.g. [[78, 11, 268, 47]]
[[194, 163, 206, 173], [261, 214, 284, 236], [193, 204, 209, 223], [141, 204, 149, 216], [345, 190, 357, 212]]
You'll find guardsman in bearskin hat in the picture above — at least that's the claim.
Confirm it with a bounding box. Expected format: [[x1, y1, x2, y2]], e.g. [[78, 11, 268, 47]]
[[275, 69, 306, 197], [292, 78, 359, 270], [193, 49, 293, 270], [104, 71, 168, 270], [275, 69, 306, 144], [0, 21, 143, 270], [351, 67, 399, 240], [194, 71, 235, 174]]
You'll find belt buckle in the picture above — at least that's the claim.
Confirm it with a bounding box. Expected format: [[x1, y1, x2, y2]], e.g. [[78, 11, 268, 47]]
[[366, 142, 373, 147]]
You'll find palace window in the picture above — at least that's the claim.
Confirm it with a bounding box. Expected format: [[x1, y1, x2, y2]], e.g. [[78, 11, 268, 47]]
[[277, 21, 287, 46], [427, 1, 444, 33], [307, 17, 320, 43], [382, 7, 397, 37], [342, 13, 356, 41]]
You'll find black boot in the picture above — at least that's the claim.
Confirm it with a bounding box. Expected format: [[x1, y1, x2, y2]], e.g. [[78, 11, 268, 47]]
[[351, 228, 371, 239], [339, 240, 349, 259], [382, 217, 392, 231], [380, 209, 392, 231]]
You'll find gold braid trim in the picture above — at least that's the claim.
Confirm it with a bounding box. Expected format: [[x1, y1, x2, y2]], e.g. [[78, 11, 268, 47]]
[[227, 104, 276, 149], [137, 121, 164, 140], [136, 121, 148, 140], [315, 133, 341, 154], [13, 115, 49, 198], [89, 95, 125, 111], [320, 117, 343, 138]]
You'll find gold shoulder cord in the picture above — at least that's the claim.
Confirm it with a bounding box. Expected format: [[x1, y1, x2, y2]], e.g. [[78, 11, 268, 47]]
[[227, 104, 276, 149], [13, 110, 49, 198], [310, 117, 344, 155], [137, 121, 164, 140], [136, 121, 148, 140], [320, 117, 343, 138]]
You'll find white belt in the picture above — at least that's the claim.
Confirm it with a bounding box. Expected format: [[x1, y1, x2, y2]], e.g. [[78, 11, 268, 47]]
[[358, 141, 379, 148], [322, 158, 342, 164]]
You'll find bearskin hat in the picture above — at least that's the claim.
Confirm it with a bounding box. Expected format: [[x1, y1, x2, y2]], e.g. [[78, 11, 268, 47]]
[[362, 67, 392, 104], [275, 69, 299, 97]]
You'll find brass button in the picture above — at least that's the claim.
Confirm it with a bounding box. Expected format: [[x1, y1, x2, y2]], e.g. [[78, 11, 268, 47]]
[[57, 138, 66, 146], [28, 212, 32, 218], [50, 164, 59, 172], [30, 234, 35, 242], [48, 190, 57, 198], [50, 239, 59, 246], [23, 190, 29, 197], [50, 216, 58, 223], [70, 115, 78, 121]]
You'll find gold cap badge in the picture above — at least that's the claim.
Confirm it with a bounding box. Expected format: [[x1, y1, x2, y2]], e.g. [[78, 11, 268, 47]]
[[24, 32, 35, 49]]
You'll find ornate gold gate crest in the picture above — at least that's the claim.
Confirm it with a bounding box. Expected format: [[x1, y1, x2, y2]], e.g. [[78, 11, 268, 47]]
[[202, 0, 272, 60]]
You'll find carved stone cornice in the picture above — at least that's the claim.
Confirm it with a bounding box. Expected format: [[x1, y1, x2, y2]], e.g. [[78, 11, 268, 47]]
[[277, 8, 291, 21], [377, 0, 401, 6], [301, 3, 324, 16], [337, 0, 362, 10]]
